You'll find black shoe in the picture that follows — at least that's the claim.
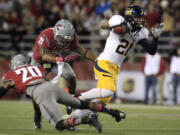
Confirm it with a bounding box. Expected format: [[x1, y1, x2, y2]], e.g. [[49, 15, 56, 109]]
[[66, 106, 73, 114], [110, 109, 126, 122], [34, 122, 41, 129], [89, 113, 102, 133]]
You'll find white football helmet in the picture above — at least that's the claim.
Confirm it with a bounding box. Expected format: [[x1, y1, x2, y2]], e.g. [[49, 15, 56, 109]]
[[10, 54, 29, 70], [54, 19, 75, 49]]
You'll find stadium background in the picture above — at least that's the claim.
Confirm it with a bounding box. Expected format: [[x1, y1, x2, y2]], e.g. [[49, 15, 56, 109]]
[[0, 0, 180, 105]]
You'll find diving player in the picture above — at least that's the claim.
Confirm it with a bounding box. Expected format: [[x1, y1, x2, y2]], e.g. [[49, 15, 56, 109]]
[[0, 54, 126, 133]]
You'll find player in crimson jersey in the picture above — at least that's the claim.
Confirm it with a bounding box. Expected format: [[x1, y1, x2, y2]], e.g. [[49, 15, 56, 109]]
[[31, 19, 97, 129], [0, 54, 125, 133], [31, 19, 97, 91]]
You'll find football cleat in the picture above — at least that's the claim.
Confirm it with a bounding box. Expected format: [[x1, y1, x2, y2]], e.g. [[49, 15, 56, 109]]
[[34, 122, 41, 129], [67, 127, 76, 131], [110, 109, 126, 122], [66, 106, 73, 114], [88, 113, 102, 133]]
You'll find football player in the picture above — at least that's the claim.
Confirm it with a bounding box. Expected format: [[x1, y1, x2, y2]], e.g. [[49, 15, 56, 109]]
[[31, 19, 97, 129], [69, 5, 164, 120], [0, 54, 126, 133]]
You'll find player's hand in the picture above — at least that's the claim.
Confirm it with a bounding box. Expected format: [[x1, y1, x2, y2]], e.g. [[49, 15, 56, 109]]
[[56, 54, 78, 63], [64, 54, 78, 62], [152, 23, 165, 38], [123, 21, 131, 33]]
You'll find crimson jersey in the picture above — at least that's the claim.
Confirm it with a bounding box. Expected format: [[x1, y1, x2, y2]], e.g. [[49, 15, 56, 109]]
[[3, 65, 46, 94], [33, 28, 78, 63]]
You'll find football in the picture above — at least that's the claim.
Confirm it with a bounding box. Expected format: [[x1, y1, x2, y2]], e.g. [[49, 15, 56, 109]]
[[113, 26, 125, 34]]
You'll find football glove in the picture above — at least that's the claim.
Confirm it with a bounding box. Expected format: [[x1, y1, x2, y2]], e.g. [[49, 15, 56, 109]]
[[152, 23, 165, 38]]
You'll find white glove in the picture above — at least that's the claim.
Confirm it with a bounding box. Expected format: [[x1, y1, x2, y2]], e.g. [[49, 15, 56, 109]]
[[152, 23, 165, 38], [109, 15, 124, 28]]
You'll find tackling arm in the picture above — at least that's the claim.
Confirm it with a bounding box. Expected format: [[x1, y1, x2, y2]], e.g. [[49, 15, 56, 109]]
[[0, 80, 15, 98], [40, 48, 78, 63], [75, 46, 97, 62], [40, 48, 57, 63]]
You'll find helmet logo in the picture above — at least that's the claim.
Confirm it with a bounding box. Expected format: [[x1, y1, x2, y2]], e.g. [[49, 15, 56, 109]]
[[56, 24, 62, 30], [125, 8, 133, 15]]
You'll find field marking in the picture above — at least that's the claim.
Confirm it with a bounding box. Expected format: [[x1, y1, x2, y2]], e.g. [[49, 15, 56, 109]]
[[0, 127, 180, 131], [107, 104, 180, 110], [1, 113, 180, 118], [1, 101, 180, 110]]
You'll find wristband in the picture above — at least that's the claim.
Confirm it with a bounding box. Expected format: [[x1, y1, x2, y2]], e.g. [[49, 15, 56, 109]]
[[56, 57, 63, 62]]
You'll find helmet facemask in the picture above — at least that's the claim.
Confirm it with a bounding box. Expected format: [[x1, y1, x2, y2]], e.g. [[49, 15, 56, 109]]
[[55, 34, 74, 49], [124, 5, 145, 32], [54, 19, 75, 49]]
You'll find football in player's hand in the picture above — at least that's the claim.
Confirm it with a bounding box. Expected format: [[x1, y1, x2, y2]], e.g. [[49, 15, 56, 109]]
[[112, 26, 125, 34]]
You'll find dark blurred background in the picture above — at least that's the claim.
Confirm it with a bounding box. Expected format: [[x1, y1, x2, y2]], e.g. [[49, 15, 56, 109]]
[[0, 0, 180, 105]]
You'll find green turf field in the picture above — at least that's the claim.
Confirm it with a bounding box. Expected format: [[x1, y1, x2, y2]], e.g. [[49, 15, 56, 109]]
[[0, 100, 180, 135]]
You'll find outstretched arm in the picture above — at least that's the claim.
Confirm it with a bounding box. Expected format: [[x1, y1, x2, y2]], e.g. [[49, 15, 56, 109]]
[[0, 80, 15, 98], [40, 48, 78, 63], [40, 48, 57, 63], [138, 37, 158, 55], [75, 46, 97, 62], [139, 23, 164, 55]]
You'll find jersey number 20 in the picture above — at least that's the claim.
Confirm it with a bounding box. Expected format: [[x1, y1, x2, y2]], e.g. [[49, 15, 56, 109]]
[[15, 66, 43, 83], [116, 39, 133, 56]]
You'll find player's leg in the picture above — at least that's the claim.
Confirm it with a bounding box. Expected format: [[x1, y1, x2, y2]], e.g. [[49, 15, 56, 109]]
[[78, 88, 114, 101], [51, 63, 76, 113], [33, 82, 64, 126], [56, 112, 102, 133], [33, 81, 125, 125], [73, 60, 125, 122], [55, 86, 125, 121], [32, 99, 41, 129], [60, 63, 76, 94], [32, 82, 101, 132]]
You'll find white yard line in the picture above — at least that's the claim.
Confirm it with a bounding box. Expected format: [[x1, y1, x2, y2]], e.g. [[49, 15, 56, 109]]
[[107, 104, 180, 110]]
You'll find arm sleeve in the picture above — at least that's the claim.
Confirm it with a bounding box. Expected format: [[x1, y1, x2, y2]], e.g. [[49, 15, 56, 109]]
[[138, 37, 158, 55]]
